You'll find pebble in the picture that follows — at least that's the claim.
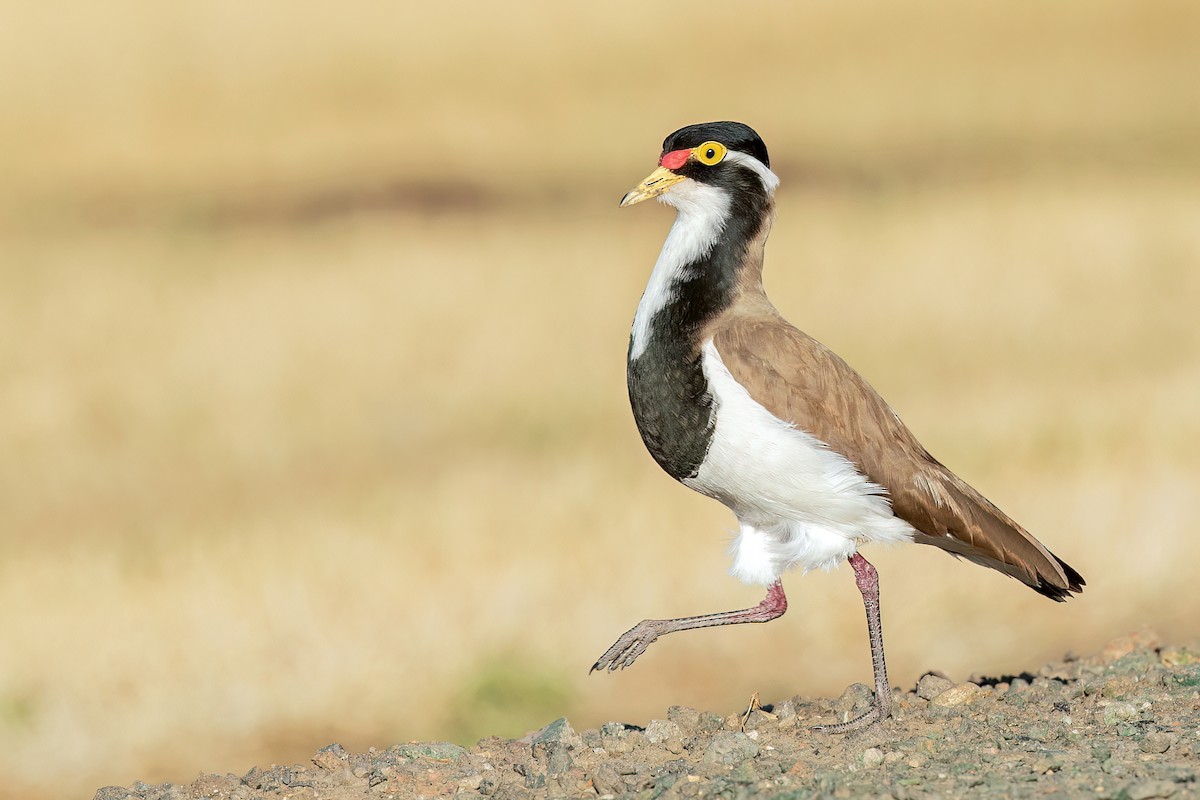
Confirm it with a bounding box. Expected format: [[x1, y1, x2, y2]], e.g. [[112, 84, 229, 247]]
[[835, 682, 876, 714], [598, 721, 627, 739], [391, 742, 468, 760], [599, 721, 631, 753], [667, 705, 701, 729], [1100, 629, 1162, 664], [861, 747, 885, 767], [1123, 778, 1178, 799], [929, 682, 983, 708], [1102, 702, 1139, 726], [772, 699, 797, 719], [311, 743, 348, 771], [644, 718, 681, 744], [588, 763, 624, 796], [532, 717, 582, 749], [702, 731, 760, 765], [1138, 732, 1174, 754], [916, 673, 955, 700], [1160, 646, 1199, 667]]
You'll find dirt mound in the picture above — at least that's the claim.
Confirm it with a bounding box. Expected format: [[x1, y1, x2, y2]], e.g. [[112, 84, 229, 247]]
[[95, 631, 1198, 799]]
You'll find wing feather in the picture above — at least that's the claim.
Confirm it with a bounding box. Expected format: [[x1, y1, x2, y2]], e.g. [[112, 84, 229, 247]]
[[711, 311, 1084, 599]]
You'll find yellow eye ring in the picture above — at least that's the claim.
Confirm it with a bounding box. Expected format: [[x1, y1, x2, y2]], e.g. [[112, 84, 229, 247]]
[[694, 141, 726, 166]]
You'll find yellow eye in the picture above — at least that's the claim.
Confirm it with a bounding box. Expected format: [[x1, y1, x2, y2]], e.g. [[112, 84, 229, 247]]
[[694, 141, 726, 166]]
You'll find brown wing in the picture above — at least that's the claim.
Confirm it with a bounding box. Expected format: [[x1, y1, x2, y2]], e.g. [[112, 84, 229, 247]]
[[711, 311, 1084, 600]]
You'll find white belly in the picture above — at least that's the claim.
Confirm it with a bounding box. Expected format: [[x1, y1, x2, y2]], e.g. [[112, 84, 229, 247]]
[[684, 341, 914, 584]]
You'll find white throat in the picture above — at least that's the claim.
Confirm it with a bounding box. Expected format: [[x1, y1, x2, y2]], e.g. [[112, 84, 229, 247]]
[[629, 181, 731, 360]]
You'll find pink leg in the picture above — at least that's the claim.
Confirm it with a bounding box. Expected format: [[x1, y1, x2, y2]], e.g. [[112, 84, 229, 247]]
[[591, 581, 788, 672], [812, 552, 892, 733]]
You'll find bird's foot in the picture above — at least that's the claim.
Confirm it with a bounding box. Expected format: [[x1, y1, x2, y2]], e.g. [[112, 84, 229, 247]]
[[590, 620, 663, 673], [810, 694, 891, 734]]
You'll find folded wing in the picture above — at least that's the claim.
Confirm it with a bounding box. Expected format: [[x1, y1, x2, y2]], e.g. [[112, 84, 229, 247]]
[[711, 311, 1084, 600]]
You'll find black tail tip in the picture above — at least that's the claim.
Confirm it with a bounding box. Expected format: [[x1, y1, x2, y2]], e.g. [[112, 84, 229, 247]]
[[1036, 558, 1086, 602]]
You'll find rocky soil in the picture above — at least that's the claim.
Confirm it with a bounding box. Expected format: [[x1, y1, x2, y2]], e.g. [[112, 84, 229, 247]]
[[96, 631, 1198, 800]]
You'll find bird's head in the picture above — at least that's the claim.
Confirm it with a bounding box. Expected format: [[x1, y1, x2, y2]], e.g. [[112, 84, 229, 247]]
[[620, 121, 779, 210]]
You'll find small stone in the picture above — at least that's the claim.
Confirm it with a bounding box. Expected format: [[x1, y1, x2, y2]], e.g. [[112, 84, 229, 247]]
[[835, 682, 876, 715], [1160, 647, 1199, 667], [589, 763, 624, 796], [532, 717, 582, 750], [667, 705, 701, 730], [1026, 724, 1052, 742], [93, 789, 138, 800], [599, 721, 628, 739], [644, 718, 682, 744], [532, 721, 580, 779], [730, 759, 768, 785], [599, 722, 632, 753], [1102, 676, 1137, 698], [702, 731, 760, 766], [241, 766, 265, 789], [312, 743, 348, 771], [862, 747, 885, 768], [1101, 629, 1162, 664], [1138, 732, 1174, 754], [1170, 666, 1200, 688], [1033, 752, 1066, 774], [929, 683, 983, 708], [1101, 702, 1139, 727], [696, 711, 726, 734], [1102, 757, 1129, 777], [740, 709, 775, 732], [188, 775, 242, 796], [392, 742, 468, 760], [773, 699, 797, 720], [916, 673, 956, 701], [1123, 779, 1178, 799]]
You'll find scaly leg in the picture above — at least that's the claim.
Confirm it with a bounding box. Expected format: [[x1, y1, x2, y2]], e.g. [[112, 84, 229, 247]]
[[812, 552, 892, 733], [591, 581, 787, 672]]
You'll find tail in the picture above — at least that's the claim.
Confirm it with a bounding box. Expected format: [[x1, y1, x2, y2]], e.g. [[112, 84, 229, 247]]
[[895, 465, 1085, 601]]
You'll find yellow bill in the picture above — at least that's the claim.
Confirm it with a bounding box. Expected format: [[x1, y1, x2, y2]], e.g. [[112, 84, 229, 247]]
[[619, 165, 688, 207]]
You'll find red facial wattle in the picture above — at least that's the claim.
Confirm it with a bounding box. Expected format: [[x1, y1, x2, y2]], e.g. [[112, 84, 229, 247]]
[[659, 149, 691, 170]]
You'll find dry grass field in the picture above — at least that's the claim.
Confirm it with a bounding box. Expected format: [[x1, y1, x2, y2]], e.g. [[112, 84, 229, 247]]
[[1, 1, 1198, 797]]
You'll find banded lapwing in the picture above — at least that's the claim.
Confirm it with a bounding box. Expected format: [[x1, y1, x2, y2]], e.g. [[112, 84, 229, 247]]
[[591, 121, 1084, 732]]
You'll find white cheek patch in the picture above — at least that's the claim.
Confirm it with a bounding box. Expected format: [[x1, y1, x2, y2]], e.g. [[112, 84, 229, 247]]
[[629, 181, 731, 360]]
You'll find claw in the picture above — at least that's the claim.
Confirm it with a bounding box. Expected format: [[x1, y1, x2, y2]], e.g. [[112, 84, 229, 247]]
[[590, 620, 662, 674], [810, 702, 885, 734], [590, 584, 789, 675]]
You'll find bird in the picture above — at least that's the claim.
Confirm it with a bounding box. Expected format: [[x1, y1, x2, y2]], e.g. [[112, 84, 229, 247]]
[[590, 121, 1084, 732]]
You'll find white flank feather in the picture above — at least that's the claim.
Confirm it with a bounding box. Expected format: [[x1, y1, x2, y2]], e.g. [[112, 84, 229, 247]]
[[685, 342, 915, 584]]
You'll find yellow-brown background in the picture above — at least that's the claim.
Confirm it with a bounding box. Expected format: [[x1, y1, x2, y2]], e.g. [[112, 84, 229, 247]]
[[1, 2, 1197, 797]]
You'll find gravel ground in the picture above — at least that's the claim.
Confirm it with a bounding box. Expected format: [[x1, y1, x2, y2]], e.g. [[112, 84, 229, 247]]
[[96, 630, 1198, 800]]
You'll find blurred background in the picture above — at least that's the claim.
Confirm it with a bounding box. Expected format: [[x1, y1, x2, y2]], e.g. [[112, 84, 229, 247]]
[[1, 0, 1198, 797]]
